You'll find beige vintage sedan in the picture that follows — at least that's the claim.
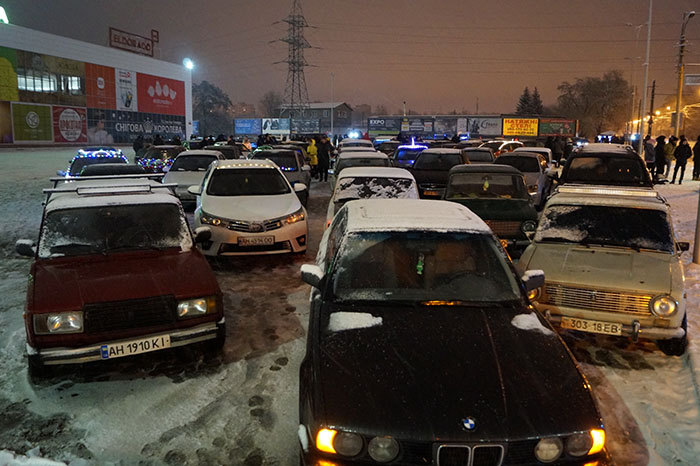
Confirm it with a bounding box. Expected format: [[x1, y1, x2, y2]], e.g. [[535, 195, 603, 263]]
[[517, 185, 688, 355]]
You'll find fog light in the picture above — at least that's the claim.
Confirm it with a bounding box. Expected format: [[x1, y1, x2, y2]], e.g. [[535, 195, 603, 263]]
[[297, 235, 307, 246]]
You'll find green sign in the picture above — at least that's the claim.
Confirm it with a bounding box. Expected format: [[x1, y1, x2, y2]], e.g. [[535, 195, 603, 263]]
[[12, 103, 53, 141], [0, 46, 18, 101], [0, 7, 8, 24]]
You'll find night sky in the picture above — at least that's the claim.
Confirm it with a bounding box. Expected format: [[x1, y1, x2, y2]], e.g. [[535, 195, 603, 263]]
[[2, 0, 699, 114]]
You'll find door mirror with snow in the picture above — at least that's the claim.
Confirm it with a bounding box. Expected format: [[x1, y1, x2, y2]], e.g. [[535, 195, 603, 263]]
[[521, 270, 545, 292], [15, 239, 36, 257], [301, 264, 324, 289], [187, 185, 202, 196], [294, 183, 308, 193]]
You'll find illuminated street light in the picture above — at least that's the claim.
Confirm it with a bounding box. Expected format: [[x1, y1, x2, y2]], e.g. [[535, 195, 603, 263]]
[[655, 110, 661, 115], [183, 58, 194, 70]]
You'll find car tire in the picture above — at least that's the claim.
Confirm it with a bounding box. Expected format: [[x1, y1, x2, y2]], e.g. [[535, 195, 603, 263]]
[[657, 315, 688, 356], [27, 354, 55, 380]]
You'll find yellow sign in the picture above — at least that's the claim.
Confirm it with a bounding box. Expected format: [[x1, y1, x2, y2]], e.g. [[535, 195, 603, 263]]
[[502, 118, 538, 137]]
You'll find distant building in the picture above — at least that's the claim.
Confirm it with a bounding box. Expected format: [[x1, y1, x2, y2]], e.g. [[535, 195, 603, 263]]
[[352, 104, 372, 129], [278, 102, 353, 135]]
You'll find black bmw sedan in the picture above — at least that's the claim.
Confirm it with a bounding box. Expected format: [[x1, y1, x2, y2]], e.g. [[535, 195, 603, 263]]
[[299, 199, 607, 466]]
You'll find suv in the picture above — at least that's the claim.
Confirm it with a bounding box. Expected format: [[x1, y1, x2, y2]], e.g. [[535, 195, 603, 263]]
[[409, 148, 470, 199], [15, 176, 224, 375], [518, 185, 688, 355], [58, 147, 128, 177], [559, 143, 653, 188]]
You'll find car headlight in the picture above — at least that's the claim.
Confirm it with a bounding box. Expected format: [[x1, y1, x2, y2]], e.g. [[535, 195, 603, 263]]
[[527, 287, 541, 301], [650, 295, 678, 317], [528, 183, 539, 194], [200, 211, 223, 226], [534, 437, 563, 463], [521, 220, 537, 234], [566, 432, 593, 456], [34, 311, 84, 335], [334, 432, 363, 456], [285, 208, 306, 225], [177, 296, 216, 318], [368, 436, 399, 463]]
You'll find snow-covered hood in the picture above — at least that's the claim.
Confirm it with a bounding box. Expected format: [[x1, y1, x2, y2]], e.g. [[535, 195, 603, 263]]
[[202, 192, 301, 221], [524, 242, 677, 294], [163, 170, 206, 188]]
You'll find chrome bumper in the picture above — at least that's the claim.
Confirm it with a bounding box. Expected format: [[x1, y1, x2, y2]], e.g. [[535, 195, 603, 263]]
[[546, 313, 684, 341]]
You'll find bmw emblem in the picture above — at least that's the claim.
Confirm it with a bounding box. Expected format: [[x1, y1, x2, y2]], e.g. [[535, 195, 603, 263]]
[[462, 417, 476, 431]]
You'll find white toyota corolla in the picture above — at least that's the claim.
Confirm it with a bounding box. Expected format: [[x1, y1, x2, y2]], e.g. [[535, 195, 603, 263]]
[[189, 159, 308, 256]]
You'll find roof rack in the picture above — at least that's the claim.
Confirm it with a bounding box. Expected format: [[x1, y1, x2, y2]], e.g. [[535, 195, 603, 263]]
[[43, 182, 178, 197], [553, 184, 665, 201], [50, 173, 164, 188]]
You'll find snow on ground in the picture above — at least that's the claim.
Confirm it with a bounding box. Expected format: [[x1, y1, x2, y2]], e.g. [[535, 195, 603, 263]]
[[0, 147, 699, 465]]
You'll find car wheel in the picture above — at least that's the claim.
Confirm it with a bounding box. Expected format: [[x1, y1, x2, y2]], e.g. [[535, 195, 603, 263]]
[[27, 355, 55, 380], [656, 315, 688, 356]]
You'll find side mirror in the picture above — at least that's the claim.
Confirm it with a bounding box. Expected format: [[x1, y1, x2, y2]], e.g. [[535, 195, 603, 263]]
[[301, 165, 311, 172], [15, 239, 35, 257], [522, 269, 545, 292], [301, 264, 324, 288], [678, 241, 690, 252], [193, 226, 212, 243], [327, 169, 334, 175], [294, 183, 308, 193], [187, 185, 202, 195]]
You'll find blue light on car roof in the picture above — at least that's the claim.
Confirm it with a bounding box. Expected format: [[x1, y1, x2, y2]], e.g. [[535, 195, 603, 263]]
[[397, 144, 428, 150]]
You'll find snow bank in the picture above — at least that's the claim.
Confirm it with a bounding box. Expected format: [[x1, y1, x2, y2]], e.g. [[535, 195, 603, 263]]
[[328, 312, 382, 332], [0, 450, 67, 466], [511, 313, 554, 336]]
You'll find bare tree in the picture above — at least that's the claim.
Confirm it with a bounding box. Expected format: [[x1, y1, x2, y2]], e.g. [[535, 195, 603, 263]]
[[374, 105, 388, 115], [259, 91, 283, 117]]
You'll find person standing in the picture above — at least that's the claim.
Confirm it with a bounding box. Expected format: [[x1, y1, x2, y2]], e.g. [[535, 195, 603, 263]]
[[671, 136, 692, 184], [551, 136, 564, 165], [654, 135, 666, 180], [317, 136, 331, 182], [307, 137, 319, 180], [693, 135, 700, 180], [643, 135, 655, 176], [132, 134, 144, 157], [664, 136, 677, 178]]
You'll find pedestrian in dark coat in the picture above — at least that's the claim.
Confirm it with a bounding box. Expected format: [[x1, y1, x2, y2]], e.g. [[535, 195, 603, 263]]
[[132, 134, 144, 157], [153, 134, 164, 146], [693, 135, 700, 180], [643, 135, 655, 176], [551, 136, 564, 165], [671, 136, 692, 184], [317, 137, 331, 182], [654, 135, 666, 180]]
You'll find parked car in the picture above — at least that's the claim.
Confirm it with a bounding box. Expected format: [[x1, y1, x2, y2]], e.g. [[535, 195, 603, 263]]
[[409, 148, 470, 199], [189, 159, 308, 256], [338, 138, 374, 152], [390, 143, 429, 168], [274, 143, 310, 165], [78, 163, 146, 176], [443, 164, 537, 258], [249, 148, 311, 206], [494, 152, 557, 209], [328, 151, 390, 189], [514, 146, 554, 166], [374, 140, 401, 155], [461, 147, 495, 163], [325, 166, 418, 226], [559, 143, 653, 188], [135, 145, 185, 173], [299, 199, 607, 466], [479, 139, 523, 156], [455, 140, 484, 149], [15, 177, 224, 376], [163, 150, 225, 208], [58, 147, 128, 177], [204, 144, 244, 160], [518, 185, 688, 355]]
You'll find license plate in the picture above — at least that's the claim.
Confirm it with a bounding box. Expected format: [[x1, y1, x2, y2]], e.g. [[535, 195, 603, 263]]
[[100, 335, 171, 360], [423, 190, 440, 197], [239, 236, 274, 246], [560, 316, 622, 336]]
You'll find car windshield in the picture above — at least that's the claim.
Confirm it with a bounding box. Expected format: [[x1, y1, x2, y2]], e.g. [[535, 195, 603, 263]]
[[251, 152, 298, 171], [535, 205, 674, 252], [336, 157, 390, 174], [494, 156, 540, 173], [565, 155, 647, 185], [38, 204, 191, 258], [463, 150, 493, 162], [170, 155, 217, 171], [445, 173, 529, 200], [141, 147, 181, 161], [207, 168, 290, 196], [331, 231, 521, 303], [413, 153, 463, 170], [69, 156, 126, 176]]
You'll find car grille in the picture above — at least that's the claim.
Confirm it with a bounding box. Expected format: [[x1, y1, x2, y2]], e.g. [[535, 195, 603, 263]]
[[542, 282, 652, 315], [438, 445, 504, 466], [484, 220, 522, 237], [83, 295, 177, 333], [226, 218, 283, 232]]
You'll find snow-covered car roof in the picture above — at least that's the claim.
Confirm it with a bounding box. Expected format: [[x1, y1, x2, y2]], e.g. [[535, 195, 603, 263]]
[[175, 150, 224, 158], [418, 148, 463, 155], [336, 166, 415, 181], [212, 159, 278, 170], [337, 151, 387, 160], [343, 199, 490, 234], [514, 147, 552, 155], [339, 147, 377, 153], [574, 143, 635, 155], [546, 185, 667, 211], [339, 138, 373, 146]]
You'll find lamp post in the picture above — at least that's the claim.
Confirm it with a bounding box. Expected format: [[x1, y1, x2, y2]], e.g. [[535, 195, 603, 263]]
[[625, 23, 643, 142], [330, 72, 334, 139], [183, 58, 194, 139], [673, 10, 695, 138], [637, 0, 652, 156]]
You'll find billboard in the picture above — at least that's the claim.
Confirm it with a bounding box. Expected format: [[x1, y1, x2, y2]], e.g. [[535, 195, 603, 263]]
[[85, 63, 116, 109], [235, 118, 262, 135], [434, 117, 457, 135], [538, 118, 576, 137], [87, 108, 186, 143], [368, 117, 403, 135], [136, 72, 185, 116], [12, 102, 52, 142], [53, 106, 87, 143], [467, 117, 502, 137], [291, 119, 320, 133], [503, 118, 538, 137], [109, 27, 154, 57], [261, 118, 290, 136], [115, 68, 138, 112], [0, 46, 18, 102]]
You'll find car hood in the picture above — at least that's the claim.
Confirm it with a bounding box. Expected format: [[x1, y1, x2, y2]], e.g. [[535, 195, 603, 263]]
[[202, 193, 301, 221], [163, 170, 206, 187], [524, 243, 675, 294], [30, 250, 220, 312], [446, 198, 537, 221], [316, 303, 601, 441]]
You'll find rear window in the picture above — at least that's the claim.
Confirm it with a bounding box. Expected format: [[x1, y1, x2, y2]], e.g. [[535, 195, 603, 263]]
[[463, 150, 493, 162], [413, 153, 463, 170], [446, 173, 529, 200], [69, 156, 126, 176], [494, 156, 540, 173], [565, 155, 648, 186], [170, 155, 217, 171], [336, 157, 390, 174]]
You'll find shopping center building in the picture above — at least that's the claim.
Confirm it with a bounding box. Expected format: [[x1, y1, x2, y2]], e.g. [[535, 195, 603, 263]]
[[0, 23, 192, 145]]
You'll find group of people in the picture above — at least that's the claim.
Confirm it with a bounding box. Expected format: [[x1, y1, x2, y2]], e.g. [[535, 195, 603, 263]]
[[305, 136, 333, 182], [643, 134, 700, 185]]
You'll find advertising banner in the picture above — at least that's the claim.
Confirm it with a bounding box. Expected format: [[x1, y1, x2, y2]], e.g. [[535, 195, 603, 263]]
[[261, 118, 290, 136], [503, 118, 538, 137], [0, 46, 18, 102], [291, 118, 320, 133], [235, 118, 262, 135], [16, 51, 86, 106], [368, 117, 402, 135], [115, 68, 138, 112], [87, 108, 185, 143], [457, 118, 468, 135], [109, 28, 154, 57], [538, 118, 576, 137], [136, 72, 185, 116], [53, 106, 87, 143], [85, 63, 116, 109], [434, 117, 457, 135], [467, 117, 502, 137], [684, 74, 700, 86], [12, 102, 52, 142]]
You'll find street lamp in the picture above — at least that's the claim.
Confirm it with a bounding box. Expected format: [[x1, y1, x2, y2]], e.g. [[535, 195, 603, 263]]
[[183, 58, 194, 70], [673, 10, 695, 138]]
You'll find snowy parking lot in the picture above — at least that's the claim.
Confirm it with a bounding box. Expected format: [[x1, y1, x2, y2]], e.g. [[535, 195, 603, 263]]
[[1, 147, 700, 465]]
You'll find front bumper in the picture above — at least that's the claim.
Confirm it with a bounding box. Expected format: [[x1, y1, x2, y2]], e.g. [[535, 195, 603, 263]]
[[27, 318, 224, 365], [199, 221, 308, 256]]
